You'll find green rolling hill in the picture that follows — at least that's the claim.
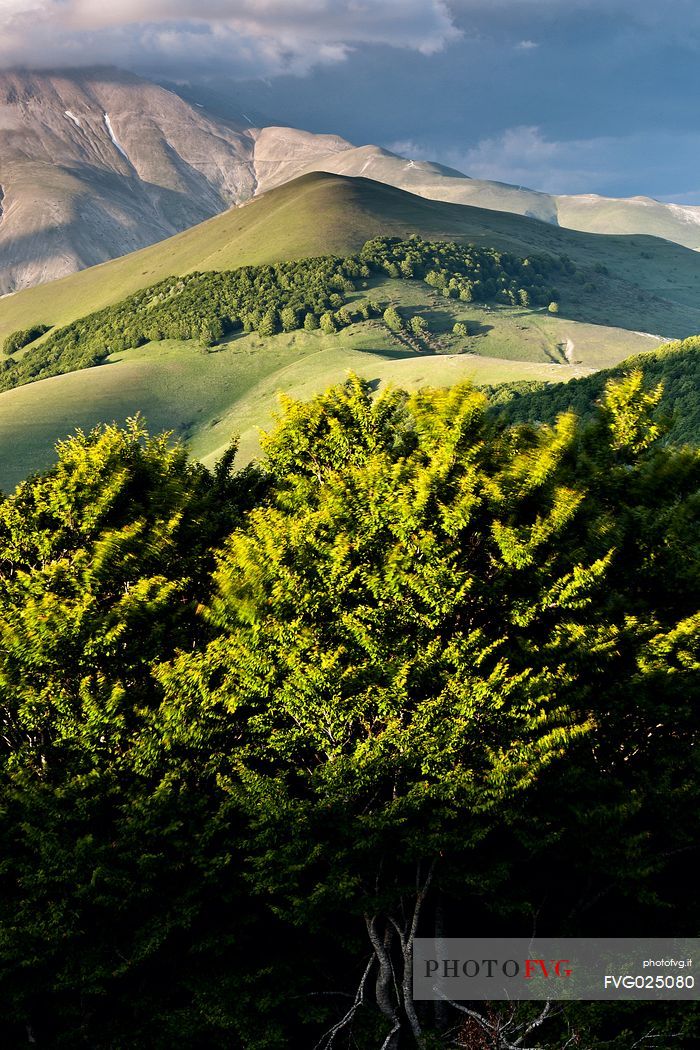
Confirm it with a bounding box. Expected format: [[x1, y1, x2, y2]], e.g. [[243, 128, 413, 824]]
[[2, 172, 700, 491], [4, 172, 700, 344], [3, 172, 525, 343], [254, 142, 700, 252], [0, 325, 588, 492]]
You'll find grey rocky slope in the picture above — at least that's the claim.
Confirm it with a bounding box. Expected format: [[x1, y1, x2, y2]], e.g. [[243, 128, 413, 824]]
[[0, 67, 351, 294]]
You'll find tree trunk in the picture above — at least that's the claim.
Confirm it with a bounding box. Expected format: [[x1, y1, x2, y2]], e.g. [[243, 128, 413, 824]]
[[366, 916, 401, 1028], [365, 860, 436, 1049]]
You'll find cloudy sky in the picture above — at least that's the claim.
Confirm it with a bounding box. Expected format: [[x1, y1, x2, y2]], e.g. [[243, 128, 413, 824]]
[[2, 0, 700, 200]]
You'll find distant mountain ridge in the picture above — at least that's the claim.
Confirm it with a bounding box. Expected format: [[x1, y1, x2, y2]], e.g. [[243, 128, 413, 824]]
[[3, 66, 700, 296], [0, 67, 352, 294], [276, 143, 700, 251]]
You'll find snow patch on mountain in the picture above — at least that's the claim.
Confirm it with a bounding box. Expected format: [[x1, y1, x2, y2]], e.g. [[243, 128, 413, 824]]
[[104, 114, 129, 161], [667, 203, 700, 227]]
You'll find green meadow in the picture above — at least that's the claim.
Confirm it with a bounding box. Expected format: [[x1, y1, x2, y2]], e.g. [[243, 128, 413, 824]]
[[1, 173, 698, 491]]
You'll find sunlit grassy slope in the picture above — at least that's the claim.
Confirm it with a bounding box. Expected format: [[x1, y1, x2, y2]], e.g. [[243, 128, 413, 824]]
[[0, 326, 578, 492], [0, 270, 662, 492], [1, 172, 697, 490], [3, 172, 700, 344]]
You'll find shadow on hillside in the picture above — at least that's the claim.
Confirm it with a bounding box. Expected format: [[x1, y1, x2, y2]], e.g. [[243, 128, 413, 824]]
[[366, 225, 700, 342], [0, 169, 224, 299], [538, 268, 698, 340], [467, 320, 493, 338], [419, 307, 457, 333], [357, 346, 418, 361]]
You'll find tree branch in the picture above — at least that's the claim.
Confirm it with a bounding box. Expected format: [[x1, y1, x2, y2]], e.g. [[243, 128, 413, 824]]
[[313, 953, 374, 1050]]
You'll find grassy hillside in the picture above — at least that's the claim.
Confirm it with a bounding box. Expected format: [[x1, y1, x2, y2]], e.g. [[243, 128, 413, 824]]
[[489, 337, 700, 445], [259, 144, 560, 225], [1, 174, 698, 492], [259, 144, 700, 251], [4, 173, 700, 346], [556, 194, 700, 250], [0, 317, 590, 493], [0, 261, 667, 492], [1, 173, 520, 342], [366, 277, 660, 369]]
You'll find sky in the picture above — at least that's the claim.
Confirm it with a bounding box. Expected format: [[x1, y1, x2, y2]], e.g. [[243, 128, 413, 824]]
[[2, 0, 700, 201]]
